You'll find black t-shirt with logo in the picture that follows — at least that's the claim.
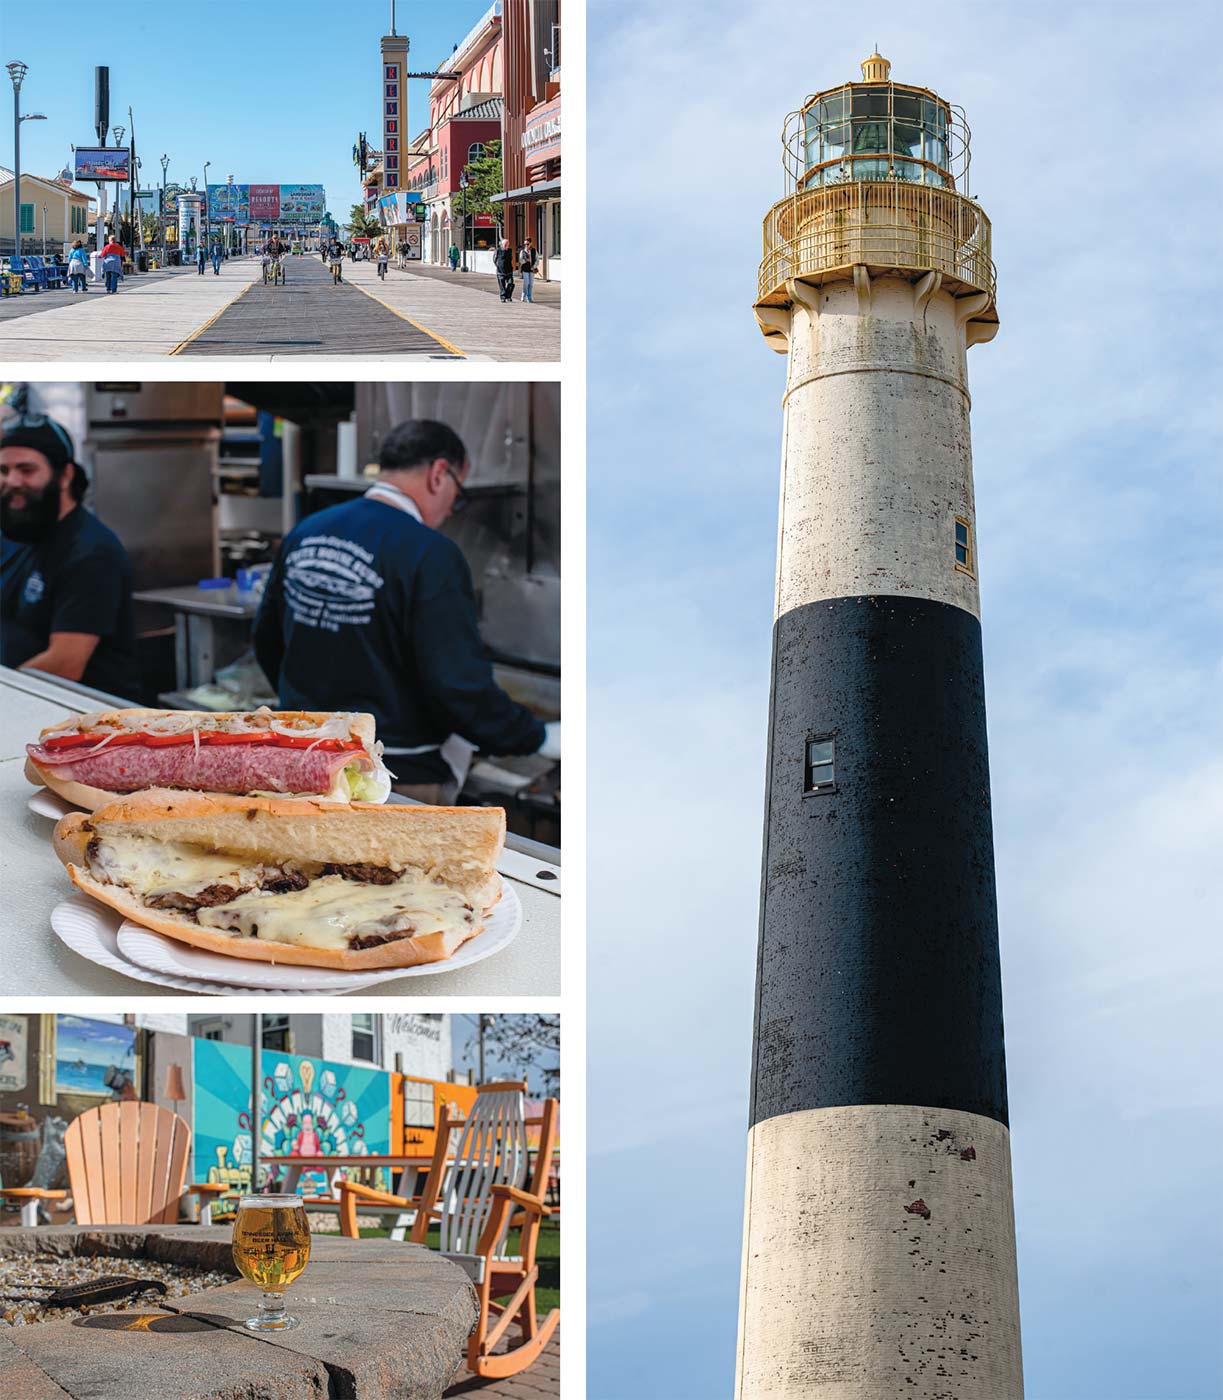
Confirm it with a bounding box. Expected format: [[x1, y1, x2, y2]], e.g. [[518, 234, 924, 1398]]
[[1, 506, 139, 699]]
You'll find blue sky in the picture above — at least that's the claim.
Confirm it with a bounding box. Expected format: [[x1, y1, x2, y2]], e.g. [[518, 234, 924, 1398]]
[[589, 2, 1222, 1398], [5, 0, 492, 220]]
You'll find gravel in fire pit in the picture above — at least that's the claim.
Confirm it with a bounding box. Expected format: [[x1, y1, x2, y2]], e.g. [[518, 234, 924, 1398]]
[[1, 1255, 232, 1327]]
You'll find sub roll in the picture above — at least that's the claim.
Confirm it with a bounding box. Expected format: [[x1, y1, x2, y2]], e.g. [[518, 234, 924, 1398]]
[[26, 708, 393, 811], [54, 791, 506, 971]]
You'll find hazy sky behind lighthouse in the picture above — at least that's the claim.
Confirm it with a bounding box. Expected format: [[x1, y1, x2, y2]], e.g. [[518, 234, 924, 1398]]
[[588, 2, 1223, 1397], [5, 0, 492, 222]]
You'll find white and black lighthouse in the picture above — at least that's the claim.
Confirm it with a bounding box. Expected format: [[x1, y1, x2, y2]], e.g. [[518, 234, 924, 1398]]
[[736, 54, 1023, 1397]]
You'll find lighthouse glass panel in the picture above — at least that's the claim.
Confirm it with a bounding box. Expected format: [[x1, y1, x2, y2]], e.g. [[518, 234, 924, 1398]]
[[801, 86, 951, 187]]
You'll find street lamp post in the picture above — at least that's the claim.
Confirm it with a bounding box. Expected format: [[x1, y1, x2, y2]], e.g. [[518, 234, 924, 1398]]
[[160, 152, 169, 264], [202, 159, 210, 251], [112, 123, 125, 243], [40, 203, 45, 256], [6, 62, 47, 259], [226, 173, 234, 256], [459, 167, 468, 273]]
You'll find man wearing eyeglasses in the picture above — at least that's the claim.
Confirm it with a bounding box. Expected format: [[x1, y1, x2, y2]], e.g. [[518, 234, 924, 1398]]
[[1, 414, 138, 698], [254, 418, 559, 803]]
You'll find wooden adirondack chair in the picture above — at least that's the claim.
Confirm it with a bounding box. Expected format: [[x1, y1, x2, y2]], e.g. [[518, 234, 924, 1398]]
[[0, 1101, 225, 1226], [337, 1083, 560, 1379]]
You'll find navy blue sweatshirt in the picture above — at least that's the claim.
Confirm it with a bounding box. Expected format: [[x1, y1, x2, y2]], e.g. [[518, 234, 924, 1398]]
[[253, 495, 544, 785]]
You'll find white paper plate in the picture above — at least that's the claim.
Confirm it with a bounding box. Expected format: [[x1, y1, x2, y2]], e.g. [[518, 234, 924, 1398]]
[[50, 881, 521, 995], [28, 787, 78, 820]]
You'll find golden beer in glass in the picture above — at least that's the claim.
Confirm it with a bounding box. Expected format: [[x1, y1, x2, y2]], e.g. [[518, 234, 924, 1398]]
[[232, 1194, 310, 1330]]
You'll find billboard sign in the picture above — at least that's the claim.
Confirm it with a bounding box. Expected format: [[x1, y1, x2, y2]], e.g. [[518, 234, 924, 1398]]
[[207, 183, 249, 223], [279, 184, 325, 222], [75, 147, 130, 182], [249, 184, 280, 221], [205, 183, 324, 224]]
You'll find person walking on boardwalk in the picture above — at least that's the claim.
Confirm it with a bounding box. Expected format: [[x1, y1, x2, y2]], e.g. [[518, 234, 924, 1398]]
[[518, 238, 538, 303], [197, 242, 207, 275], [99, 236, 125, 295], [67, 241, 90, 294], [494, 238, 515, 302], [211, 239, 223, 275], [448, 241, 460, 271]]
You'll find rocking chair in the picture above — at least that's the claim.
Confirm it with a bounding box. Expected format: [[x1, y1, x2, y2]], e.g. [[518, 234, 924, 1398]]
[[337, 1082, 560, 1380]]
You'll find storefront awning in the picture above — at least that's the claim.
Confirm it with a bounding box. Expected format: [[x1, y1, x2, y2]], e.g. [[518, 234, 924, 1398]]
[[492, 179, 562, 204]]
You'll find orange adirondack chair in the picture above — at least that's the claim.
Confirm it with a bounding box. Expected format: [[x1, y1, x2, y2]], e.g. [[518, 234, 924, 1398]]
[[337, 1083, 560, 1380], [0, 1101, 225, 1226]]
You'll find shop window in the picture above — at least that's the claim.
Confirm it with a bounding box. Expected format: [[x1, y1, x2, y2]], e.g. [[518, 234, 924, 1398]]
[[551, 202, 561, 256], [954, 517, 974, 575], [352, 1013, 379, 1063], [403, 1080, 435, 1129], [804, 736, 836, 794], [262, 1015, 291, 1052]]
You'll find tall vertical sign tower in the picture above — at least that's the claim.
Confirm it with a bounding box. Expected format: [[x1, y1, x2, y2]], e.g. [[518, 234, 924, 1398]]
[[380, 21, 409, 193], [736, 53, 1023, 1398]]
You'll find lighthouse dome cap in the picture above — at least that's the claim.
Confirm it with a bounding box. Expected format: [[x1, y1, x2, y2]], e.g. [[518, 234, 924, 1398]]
[[860, 50, 892, 81]]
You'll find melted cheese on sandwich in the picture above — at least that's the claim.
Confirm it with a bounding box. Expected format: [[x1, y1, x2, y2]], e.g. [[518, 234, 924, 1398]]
[[92, 833, 262, 900], [195, 874, 473, 949]]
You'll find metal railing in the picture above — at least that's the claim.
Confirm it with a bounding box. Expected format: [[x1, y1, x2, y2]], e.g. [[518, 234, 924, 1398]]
[[757, 180, 995, 307]]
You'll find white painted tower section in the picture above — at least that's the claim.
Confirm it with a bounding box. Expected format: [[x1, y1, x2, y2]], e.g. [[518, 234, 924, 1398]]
[[773, 277, 985, 621]]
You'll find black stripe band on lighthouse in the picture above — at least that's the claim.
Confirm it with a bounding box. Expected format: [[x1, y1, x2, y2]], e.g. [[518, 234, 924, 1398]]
[[736, 53, 1024, 1398]]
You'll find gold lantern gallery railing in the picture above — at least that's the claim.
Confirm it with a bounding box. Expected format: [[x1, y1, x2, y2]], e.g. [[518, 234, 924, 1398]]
[[756, 179, 996, 311]]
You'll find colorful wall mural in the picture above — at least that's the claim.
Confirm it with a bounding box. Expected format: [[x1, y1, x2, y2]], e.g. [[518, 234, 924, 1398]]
[[54, 1016, 136, 1099], [191, 1040, 392, 1194]]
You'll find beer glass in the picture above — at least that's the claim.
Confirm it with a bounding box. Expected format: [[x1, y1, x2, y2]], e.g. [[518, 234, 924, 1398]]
[[232, 1194, 311, 1331]]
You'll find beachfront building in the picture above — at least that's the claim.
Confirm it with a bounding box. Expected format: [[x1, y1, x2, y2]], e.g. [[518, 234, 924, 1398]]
[[0, 167, 96, 256]]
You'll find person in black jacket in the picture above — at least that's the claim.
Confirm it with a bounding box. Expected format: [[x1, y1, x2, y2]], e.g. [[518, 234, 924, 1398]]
[[1, 414, 138, 698], [494, 238, 515, 302], [253, 419, 559, 804]]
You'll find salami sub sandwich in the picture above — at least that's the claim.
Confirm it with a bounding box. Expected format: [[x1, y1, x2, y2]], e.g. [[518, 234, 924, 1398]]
[[53, 791, 506, 970], [26, 708, 393, 811]]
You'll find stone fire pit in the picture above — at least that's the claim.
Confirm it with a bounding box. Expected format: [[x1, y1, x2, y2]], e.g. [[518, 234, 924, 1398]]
[[0, 1226, 478, 1400]]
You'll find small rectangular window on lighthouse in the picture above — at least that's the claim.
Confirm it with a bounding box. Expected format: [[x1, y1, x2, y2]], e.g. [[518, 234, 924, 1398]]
[[805, 737, 836, 794], [954, 517, 975, 576]]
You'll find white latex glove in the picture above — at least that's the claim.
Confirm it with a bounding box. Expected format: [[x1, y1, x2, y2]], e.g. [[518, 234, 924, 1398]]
[[538, 721, 561, 761]]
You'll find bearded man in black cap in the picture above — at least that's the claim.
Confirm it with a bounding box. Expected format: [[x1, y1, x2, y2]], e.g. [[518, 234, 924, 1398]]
[[1, 413, 138, 697]]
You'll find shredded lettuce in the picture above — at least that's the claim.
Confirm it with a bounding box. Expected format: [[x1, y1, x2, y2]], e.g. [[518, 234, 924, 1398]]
[[344, 764, 386, 802]]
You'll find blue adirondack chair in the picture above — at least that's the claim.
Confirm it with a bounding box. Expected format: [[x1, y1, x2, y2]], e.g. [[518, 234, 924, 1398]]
[[37, 256, 68, 289], [7, 256, 44, 292]]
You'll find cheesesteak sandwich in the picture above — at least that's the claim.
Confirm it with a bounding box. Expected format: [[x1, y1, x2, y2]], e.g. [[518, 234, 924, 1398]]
[[26, 708, 392, 811], [53, 791, 506, 970]]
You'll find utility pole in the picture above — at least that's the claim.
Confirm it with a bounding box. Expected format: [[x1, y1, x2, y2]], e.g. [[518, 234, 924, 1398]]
[[736, 51, 1021, 1398], [250, 1014, 261, 1196]]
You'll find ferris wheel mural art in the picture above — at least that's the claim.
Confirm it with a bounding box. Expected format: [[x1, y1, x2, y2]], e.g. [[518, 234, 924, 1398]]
[[191, 1040, 392, 1194]]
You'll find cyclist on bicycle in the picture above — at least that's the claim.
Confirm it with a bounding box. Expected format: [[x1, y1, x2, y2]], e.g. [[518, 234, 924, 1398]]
[[375, 238, 389, 280], [327, 239, 344, 284]]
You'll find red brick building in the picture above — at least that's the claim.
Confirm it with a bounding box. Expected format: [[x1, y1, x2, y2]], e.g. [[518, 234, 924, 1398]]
[[496, 0, 562, 280]]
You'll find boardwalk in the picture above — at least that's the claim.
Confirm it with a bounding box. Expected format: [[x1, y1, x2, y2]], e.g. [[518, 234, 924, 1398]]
[[178, 252, 462, 359], [0, 253, 559, 361]]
